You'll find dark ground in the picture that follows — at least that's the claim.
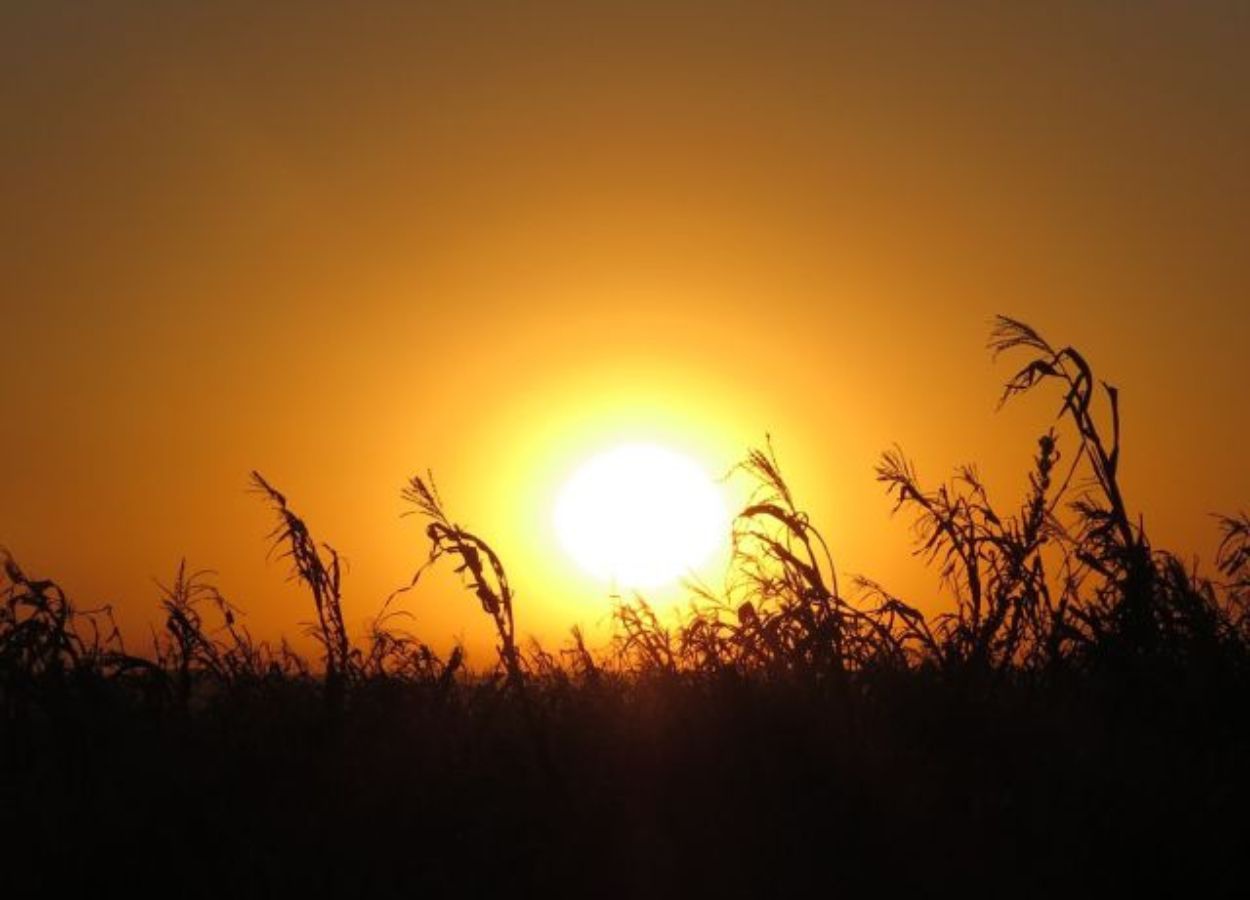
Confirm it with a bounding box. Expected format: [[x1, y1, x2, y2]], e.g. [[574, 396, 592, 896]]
[[4, 667, 1247, 898]]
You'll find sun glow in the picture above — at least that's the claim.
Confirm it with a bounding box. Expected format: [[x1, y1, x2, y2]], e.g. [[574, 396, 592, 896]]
[[553, 443, 730, 589]]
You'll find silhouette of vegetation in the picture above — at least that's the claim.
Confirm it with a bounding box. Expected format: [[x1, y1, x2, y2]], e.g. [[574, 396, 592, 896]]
[[153, 559, 270, 704], [2, 316, 1247, 895], [399, 473, 524, 690], [251, 471, 356, 690]]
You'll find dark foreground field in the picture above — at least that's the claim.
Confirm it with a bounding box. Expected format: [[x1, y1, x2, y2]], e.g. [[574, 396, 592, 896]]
[[4, 318, 1249, 896], [5, 664, 1250, 897]]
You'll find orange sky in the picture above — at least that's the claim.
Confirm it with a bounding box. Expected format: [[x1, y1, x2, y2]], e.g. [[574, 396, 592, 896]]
[[4, 1, 1247, 663]]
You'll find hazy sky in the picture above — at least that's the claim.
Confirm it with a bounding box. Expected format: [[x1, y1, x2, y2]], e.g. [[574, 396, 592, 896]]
[[4, 1, 1247, 659]]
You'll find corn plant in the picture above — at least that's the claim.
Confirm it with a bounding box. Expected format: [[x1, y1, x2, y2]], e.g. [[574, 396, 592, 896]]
[[360, 593, 460, 684], [692, 440, 927, 676], [1, 549, 132, 681], [876, 431, 1075, 672], [400, 473, 524, 691], [987, 316, 1242, 667], [154, 559, 273, 703], [610, 594, 678, 674], [1216, 512, 1250, 640], [251, 471, 357, 693]]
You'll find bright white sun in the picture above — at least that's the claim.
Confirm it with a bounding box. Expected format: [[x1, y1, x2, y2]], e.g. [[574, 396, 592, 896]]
[[553, 443, 729, 589]]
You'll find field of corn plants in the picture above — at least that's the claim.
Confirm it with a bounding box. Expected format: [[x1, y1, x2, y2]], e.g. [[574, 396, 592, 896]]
[[3, 317, 1248, 896]]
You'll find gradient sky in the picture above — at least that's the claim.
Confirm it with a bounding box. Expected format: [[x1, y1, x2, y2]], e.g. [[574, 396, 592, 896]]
[[4, 1, 1247, 661]]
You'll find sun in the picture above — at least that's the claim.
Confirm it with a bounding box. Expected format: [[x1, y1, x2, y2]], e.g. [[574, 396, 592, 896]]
[[553, 443, 730, 590]]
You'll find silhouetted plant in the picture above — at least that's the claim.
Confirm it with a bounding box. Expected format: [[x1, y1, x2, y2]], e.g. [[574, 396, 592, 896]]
[[563, 625, 599, 682], [1215, 512, 1250, 643], [400, 473, 525, 691], [1, 549, 133, 683], [610, 594, 677, 674], [359, 594, 454, 681], [251, 471, 358, 694], [674, 439, 926, 677], [987, 318, 1149, 651], [152, 559, 278, 704], [1217, 514, 1250, 592], [525, 637, 567, 684], [986, 316, 1246, 669], [876, 432, 1075, 672]]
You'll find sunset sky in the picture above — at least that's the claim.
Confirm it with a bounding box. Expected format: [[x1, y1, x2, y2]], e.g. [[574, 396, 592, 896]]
[[4, 1, 1247, 661]]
